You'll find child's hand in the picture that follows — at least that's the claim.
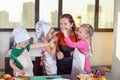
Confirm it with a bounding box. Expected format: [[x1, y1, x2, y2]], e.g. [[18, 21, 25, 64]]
[[61, 28, 68, 37], [85, 52, 92, 58], [50, 37, 57, 43], [52, 37, 58, 45], [50, 43, 55, 48], [49, 42, 54, 48], [85, 53, 90, 58], [18, 69, 25, 76], [85, 50, 93, 58]]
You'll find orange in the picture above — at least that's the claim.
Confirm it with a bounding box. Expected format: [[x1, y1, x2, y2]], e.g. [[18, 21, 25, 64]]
[[93, 77, 99, 80], [99, 76, 106, 80]]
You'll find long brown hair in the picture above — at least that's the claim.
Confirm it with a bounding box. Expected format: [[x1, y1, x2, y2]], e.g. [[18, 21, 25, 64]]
[[60, 14, 77, 41], [61, 14, 76, 32]]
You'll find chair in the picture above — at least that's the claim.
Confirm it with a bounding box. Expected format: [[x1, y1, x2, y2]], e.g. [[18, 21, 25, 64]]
[[33, 57, 44, 76], [5, 57, 13, 76]]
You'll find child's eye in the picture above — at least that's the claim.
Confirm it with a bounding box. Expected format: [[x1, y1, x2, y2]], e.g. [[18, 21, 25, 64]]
[[64, 23, 67, 25]]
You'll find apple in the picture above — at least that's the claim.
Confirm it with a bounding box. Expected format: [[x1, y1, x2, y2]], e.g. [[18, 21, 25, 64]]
[[6, 77, 15, 80], [0, 78, 5, 80], [0, 75, 4, 80], [3, 74, 11, 79], [0, 76, 3, 79]]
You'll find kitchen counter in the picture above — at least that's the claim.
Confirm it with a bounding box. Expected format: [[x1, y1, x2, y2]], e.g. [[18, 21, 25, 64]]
[[17, 73, 112, 80]]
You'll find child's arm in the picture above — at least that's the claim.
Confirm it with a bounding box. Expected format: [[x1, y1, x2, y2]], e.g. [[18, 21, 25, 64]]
[[62, 28, 78, 48], [30, 42, 50, 49], [64, 37, 80, 48], [45, 42, 56, 56], [49, 43, 56, 56], [62, 28, 88, 53], [9, 60, 25, 75], [84, 49, 93, 58]]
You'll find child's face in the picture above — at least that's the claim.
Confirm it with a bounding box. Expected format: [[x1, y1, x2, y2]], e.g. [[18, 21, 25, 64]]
[[78, 27, 89, 40], [18, 39, 29, 48], [60, 18, 73, 31], [46, 28, 55, 41]]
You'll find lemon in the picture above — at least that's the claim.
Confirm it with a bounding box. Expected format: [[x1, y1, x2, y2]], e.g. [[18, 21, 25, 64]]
[[3, 74, 11, 79]]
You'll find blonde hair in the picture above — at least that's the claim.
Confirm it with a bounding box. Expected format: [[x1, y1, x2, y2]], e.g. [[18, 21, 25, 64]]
[[80, 24, 94, 38], [80, 24, 94, 53]]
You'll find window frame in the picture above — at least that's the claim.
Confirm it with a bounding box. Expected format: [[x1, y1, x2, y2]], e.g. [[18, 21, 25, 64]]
[[0, 0, 36, 32], [0, 0, 113, 32], [94, 0, 113, 32]]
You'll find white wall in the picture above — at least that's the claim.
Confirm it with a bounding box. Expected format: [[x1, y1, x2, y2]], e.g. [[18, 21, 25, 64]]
[[91, 32, 113, 66], [0, 31, 113, 69], [111, 0, 120, 79]]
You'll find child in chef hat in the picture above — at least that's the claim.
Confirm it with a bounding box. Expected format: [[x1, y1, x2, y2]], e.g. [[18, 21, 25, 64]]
[[35, 20, 57, 75], [9, 26, 51, 77]]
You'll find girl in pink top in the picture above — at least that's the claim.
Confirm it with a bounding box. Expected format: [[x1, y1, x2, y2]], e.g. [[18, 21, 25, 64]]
[[62, 24, 94, 73]]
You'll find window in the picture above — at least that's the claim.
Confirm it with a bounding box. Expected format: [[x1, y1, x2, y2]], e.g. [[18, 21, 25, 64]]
[[98, 0, 114, 30], [0, 0, 114, 32], [39, 0, 58, 28], [63, 0, 95, 28], [0, 0, 35, 31]]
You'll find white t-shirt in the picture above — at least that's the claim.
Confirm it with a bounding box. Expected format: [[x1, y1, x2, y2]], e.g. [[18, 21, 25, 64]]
[[43, 51, 57, 75]]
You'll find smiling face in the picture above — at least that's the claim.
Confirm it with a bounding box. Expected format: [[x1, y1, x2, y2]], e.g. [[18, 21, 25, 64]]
[[46, 28, 55, 41], [78, 24, 94, 40], [60, 18, 73, 33], [17, 39, 29, 48], [60, 14, 76, 35], [77, 27, 89, 40]]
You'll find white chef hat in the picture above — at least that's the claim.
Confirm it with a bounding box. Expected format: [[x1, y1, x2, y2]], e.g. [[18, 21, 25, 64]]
[[35, 20, 51, 39], [12, 26, 30, 43]]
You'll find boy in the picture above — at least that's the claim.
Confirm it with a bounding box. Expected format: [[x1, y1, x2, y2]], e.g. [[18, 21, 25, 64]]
[[9, 27, 51, 76]]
